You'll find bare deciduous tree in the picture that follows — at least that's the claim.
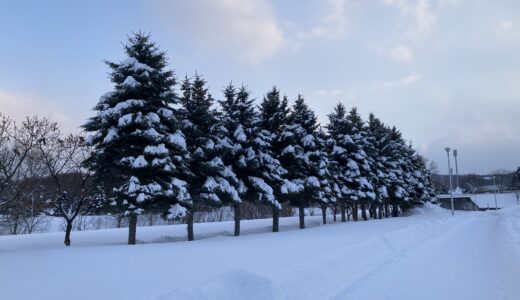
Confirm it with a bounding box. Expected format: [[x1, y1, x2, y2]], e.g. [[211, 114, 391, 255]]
[[35, 121, 100, 246], [0, 114, 48, 213]]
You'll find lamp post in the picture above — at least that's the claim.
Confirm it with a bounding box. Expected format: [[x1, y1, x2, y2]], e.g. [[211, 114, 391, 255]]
[[445, 147, 454, 215], [493, 176, 498, 210], [453, 149, 459, 190]]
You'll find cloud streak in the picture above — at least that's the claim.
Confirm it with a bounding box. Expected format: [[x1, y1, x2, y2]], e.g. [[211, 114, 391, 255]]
[[148, 0, 285, 63]]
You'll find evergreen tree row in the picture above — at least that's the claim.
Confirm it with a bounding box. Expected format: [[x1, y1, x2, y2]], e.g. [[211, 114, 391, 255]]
[[84, 33, 435, 244]]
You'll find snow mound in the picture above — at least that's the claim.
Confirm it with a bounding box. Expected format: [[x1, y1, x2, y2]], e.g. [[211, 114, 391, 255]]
[[152, 269, 275, 300], [412, 202, 445, 215]]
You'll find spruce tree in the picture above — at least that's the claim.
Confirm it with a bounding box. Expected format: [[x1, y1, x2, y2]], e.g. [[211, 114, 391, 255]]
[[278, 95, 329, 229], [344, 108, 376, 221], [367, 113, 392, 218], [317, 127, 338, 224], [383, 127, 410, 216], [178, 74, 239, 241], [219, 83, 286, 235], [83, 32, 190, 244], [326, 103, 352, 222], [258, 86, 291, 232]]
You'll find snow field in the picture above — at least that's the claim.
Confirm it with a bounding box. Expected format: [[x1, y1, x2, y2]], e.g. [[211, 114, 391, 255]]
[[0, 205, 519, 300]]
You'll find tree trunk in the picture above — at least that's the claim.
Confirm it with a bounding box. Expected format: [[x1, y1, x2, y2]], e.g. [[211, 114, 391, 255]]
[[64, 219, 73, 246], [385, 204, 390, 218], [377, 204, 383, 219], [128, 213, 137, 245], [272, 206, 279, 232], [361, 203, 368, 221], [392, 203, 399, 217], [298, 205, 305, 229], [340, 202, 346, 222], [187, 210, 194, 241], [321, 204, 327, 224], [13, 220, 18, 235], [352, 203, 358, 221], [370, 205, 376, 219], [333, 203, 337, 222], [234, 202, 241, 236]]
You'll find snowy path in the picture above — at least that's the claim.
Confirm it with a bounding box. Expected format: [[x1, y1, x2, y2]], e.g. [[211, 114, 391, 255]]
[[0, 205, 519, 300], [331, 213, 511, 300], [273, 210, 519, 300]]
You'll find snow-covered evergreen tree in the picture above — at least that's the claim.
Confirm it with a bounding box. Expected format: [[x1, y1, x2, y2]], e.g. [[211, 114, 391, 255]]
[[219, 83, 286, 234], [344, 107, 376, 221], [83, 33, 190, 244], [366, 113, 392, 218], [326, 103, 352, 222], [382, 126, 411, 216], [326, 105, 376, 221], [278, 95, 330, 229], [258, 86, 291, 231], [408, 152, 436, 207], [178, 74, 239, 241], [316, 127, 338, 224]]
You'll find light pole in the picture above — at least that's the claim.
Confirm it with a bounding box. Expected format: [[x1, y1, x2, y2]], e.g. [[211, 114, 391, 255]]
[[445, 147, 454, 215], [493, 176, 498, 210], [453, 149, 459, 190]]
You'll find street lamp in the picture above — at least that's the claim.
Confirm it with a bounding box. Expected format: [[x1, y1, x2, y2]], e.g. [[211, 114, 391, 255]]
[[493, 176, 498, 210], [445, 147, 454, 215], [453, 149, 459, 190]]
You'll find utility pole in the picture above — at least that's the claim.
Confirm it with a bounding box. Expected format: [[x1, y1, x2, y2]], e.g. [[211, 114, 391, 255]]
[[445, 147, 454, 215]]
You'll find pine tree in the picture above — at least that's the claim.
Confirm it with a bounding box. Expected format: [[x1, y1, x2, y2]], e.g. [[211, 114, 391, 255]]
[[258, 86, 291, 232], [278, 95, 329, 229], [344, 108, 376, 221], [219, 83, 286, 235], [383, 127, 410, 216], [178, 74, 239, 241], [317, 127, 338, 224], [367, 113, 391, 218], [83, 32, 190, 244], [326, 103, 352, 222]]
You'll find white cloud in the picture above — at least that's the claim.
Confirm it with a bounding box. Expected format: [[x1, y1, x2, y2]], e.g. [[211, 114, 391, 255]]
[[383, 0, 436, 37], [316, 89, 342, 97], [148, 0, 285, 63], [388, 44, 414, 62], [499, 20, 513, 31], [0, 88, 74, 131], [401, 74, 420, 84], [497, 20, 519, 39], [306, 0, 349, 40], [414, 0, 436, 34], [374, 73, 420, 90]]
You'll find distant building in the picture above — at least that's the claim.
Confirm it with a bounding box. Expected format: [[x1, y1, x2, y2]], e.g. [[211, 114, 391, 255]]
[[436, 193, 512, 211], [476, 185, 500, 193], [437, 195, 479, 211]]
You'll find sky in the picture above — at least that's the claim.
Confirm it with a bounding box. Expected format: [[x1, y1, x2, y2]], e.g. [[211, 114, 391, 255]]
[[1, 0, 519, 174]]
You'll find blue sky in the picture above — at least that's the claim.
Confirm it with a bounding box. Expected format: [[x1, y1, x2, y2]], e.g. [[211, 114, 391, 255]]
[[1, 0, 519, 174]]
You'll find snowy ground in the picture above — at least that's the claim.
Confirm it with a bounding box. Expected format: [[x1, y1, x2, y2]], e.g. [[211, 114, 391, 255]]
[[1, 203, 519, 300]]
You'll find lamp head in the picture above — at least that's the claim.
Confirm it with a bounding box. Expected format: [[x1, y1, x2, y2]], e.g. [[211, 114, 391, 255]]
[[445, 147, 451, 153], [453, 149, 458, 157]]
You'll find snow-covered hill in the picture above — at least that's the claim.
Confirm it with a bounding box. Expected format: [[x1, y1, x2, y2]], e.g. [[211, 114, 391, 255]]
[[1, 204, 519, 300]]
